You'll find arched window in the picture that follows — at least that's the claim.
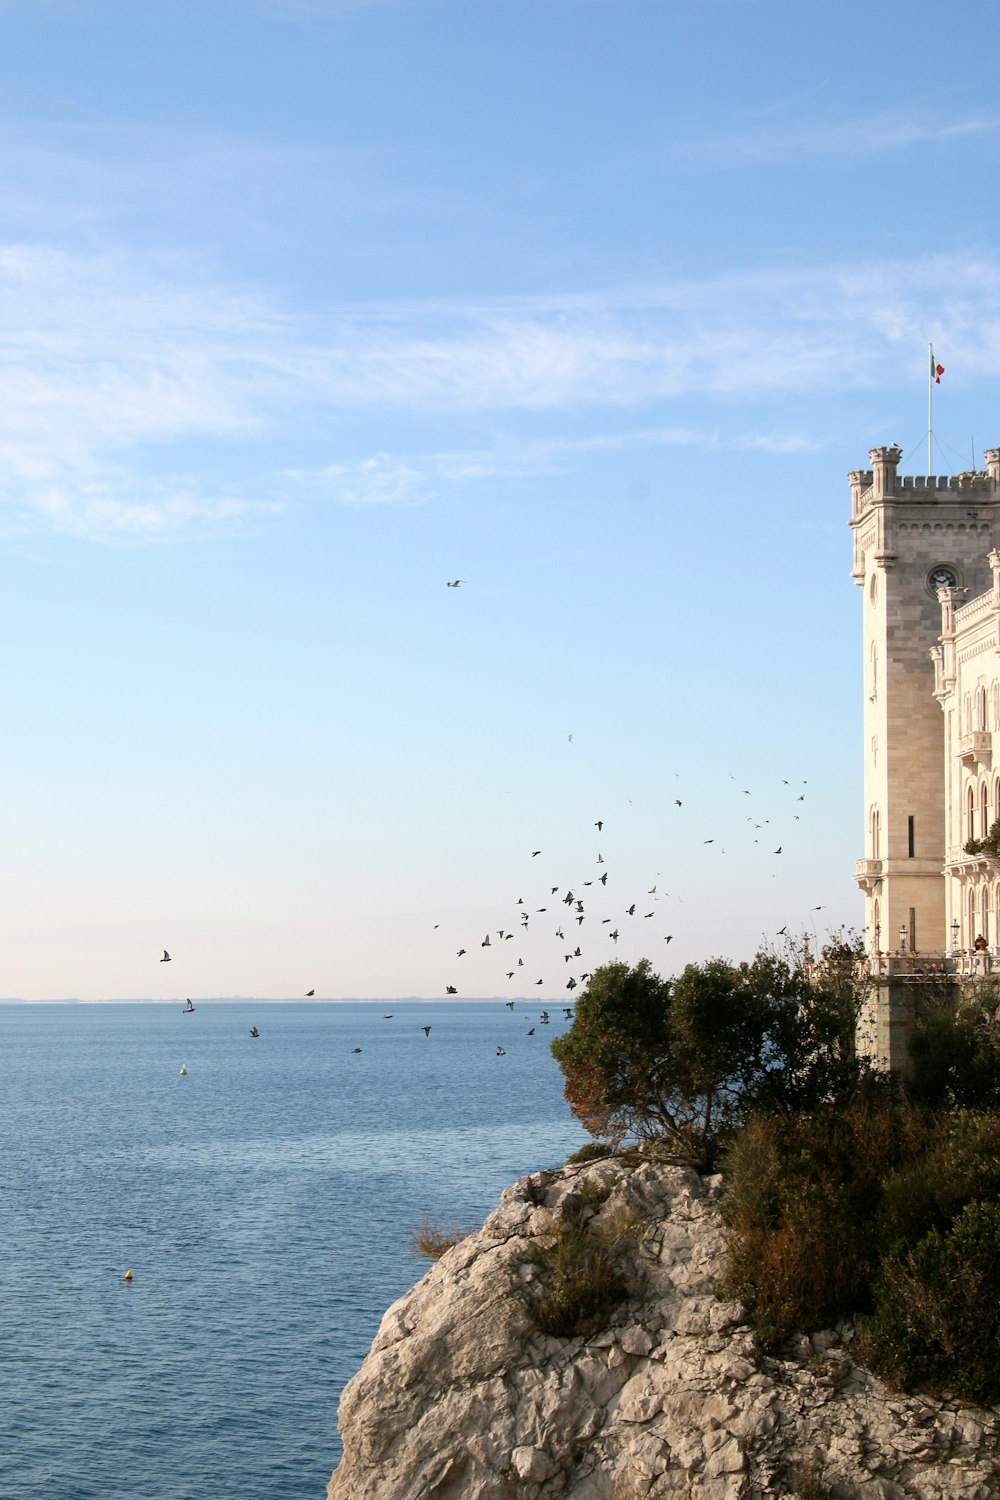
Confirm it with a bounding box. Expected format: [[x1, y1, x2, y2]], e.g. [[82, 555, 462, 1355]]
[[870, 806, 880, 859], [979, 687, 989, 731], [969, 785, 977, 841], [983, 887, 991, 944], [994, 776, 1000, 824], [873, 897, 881, 951], [982, 781, 990, 837], [970, 886, 977, 940]]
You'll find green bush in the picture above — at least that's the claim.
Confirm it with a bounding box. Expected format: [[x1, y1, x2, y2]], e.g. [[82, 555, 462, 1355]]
[[877, 1111, 1000, 1251], [566, 1140, 614, 1165], [534, 1201, 634, 1338], [721, 1104, 932, 1348], [861, 1200, 1000, 1402]]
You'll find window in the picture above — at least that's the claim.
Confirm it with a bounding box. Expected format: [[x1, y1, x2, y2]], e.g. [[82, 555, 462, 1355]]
[[969, 786, 977, 842], [983, 782, 991, 838], [908, 816, 915, 858]]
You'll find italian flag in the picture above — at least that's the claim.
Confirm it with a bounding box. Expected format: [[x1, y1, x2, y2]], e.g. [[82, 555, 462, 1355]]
[[931, 350, 944, 383]]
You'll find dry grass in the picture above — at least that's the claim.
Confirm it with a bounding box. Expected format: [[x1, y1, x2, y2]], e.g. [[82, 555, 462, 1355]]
[[411, 1218, 473, 1260]]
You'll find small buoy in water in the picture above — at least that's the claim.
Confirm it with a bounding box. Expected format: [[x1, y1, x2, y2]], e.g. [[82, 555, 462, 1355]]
[[179, 1063, 187, 1076], [124, 1269, 133, 1281]]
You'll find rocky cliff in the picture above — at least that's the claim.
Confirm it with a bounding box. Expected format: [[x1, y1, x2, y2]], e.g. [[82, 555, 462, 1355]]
[[327, 1155, 1000, 1499]]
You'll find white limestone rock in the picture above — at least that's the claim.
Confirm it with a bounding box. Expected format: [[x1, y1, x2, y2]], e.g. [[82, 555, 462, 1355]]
[[327, 1154, 1000, 1500]]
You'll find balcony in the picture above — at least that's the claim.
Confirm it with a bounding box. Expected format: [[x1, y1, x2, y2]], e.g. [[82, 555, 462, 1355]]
[[958, 730, 993, 767], [854, 858, 883, 892]]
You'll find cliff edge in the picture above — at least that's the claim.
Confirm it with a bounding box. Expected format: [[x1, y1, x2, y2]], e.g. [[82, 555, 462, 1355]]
[[327, 1155, 1000, 1499]]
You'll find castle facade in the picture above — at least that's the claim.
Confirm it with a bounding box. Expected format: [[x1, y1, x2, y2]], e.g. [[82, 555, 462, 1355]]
[[851, 444, 1000, 963]]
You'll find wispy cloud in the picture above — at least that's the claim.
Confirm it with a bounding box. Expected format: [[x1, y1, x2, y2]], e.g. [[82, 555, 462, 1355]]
[[668, 109, 1000, 168], [2, 240, 1000, 536]]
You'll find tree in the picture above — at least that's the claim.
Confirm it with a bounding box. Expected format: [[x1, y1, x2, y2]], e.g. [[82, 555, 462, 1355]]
[[551, 950, 873, 1161]]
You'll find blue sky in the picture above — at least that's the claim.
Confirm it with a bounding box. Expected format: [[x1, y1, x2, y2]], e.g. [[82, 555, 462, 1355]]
[[1, 0, 998, 999]]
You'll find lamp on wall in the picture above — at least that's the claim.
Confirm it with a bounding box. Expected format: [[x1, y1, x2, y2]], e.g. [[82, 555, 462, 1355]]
[[951, 918, 961, 953], [899, 924, 907, 952]]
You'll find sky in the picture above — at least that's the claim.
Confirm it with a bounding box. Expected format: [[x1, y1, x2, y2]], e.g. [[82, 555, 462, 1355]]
[[1, 0, 999, 1000]]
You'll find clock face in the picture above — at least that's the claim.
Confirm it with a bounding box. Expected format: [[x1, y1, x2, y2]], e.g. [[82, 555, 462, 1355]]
[[929, 565, 958, 593]]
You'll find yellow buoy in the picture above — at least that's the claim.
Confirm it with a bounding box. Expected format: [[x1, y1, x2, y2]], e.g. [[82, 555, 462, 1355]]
[[124, 1269, 133, 1281], [179, 1063, 187, 1076]]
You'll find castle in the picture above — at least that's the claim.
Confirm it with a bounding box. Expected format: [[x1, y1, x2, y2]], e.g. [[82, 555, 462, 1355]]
[[850, 445, 1000, 1064]]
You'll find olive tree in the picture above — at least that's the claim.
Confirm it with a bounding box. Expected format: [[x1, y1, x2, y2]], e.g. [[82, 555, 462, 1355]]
[[551, 950, 872, 1161]]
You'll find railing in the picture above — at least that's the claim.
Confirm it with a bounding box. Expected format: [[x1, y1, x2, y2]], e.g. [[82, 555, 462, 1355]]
[[859, 948, 995, 980]]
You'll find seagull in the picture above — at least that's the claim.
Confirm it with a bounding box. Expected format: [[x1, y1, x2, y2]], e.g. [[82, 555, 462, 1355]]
[[446, 579, 462, 587], [506, 971, 514, 979], [446, 985, 458, 994], [595, 820, 603, 831], [527, 1027, 535, 1036], [305, 989, 315, 996], [161, 950, 171, 962], [249, 1026, 260, 1037], [422, 1026, 431, 1036], [496, 1046, 506, 1056], [774, 848, 782, 855], [352, 1047, 362, 1053], [505, 1000, 515, 1008], [457, 949, 467, 956], [532, 850, 541, 857]]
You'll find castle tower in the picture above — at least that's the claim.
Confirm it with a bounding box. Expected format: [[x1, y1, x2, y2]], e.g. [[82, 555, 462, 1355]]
[[850, 446, 1000, 957]]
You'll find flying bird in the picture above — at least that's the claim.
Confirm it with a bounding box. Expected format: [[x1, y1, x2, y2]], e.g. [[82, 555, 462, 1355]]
[[532, 850, 541, 857], [305, 989, 315, 996], [595, 820, 603, 831], [161, 950, 171, 962], [446, 579, 462, 587], [457, 949, 467, 956], [422, 1026, 431, 1036], [446, 985, 458, 995]]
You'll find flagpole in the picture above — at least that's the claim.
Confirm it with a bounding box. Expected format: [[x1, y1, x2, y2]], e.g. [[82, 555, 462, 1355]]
[[928, 342, 934, 474]]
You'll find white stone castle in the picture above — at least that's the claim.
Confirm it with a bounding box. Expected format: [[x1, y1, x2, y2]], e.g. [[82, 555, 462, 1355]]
[[851, 444, 1000, 972]]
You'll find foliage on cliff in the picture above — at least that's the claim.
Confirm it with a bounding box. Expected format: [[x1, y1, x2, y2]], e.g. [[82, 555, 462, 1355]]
[[550, 951, 872, 1163], [720, 988, 1000, 1405]]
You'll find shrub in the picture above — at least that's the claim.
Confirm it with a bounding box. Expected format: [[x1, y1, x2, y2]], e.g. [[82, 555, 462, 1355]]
[[861, 1200, 1000, 1402], [566, 1140, 614, 1165], [721, 1104, 930, 1347], [534, 1201, 636, 1338], [877, 1110, 1000, 1252]]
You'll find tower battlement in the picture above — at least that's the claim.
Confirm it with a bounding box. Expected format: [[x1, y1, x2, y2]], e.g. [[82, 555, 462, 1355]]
[[850, 446, 1000, 519]]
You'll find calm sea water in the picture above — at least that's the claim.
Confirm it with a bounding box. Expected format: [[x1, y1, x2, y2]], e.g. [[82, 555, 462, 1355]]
[[0, 1000, 586, 1500]]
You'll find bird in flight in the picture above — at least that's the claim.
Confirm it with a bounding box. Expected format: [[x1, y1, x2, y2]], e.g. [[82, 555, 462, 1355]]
[[422, 1026, 431, 1036], [305, 989, 315, 996], [532, 850, 541, 857], [595, 820, 603, 831], [446, 579, 463, 588], [161, 950, 171, 962], [446, 985, 458, 995]]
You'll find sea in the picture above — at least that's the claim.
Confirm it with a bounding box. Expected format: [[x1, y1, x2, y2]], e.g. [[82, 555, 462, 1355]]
[[0, 999, 587, 1500]]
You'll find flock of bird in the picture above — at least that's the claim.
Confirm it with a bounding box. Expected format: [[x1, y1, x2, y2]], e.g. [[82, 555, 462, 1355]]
[[428, 771, 820, 1012], [164, 737, 823, 1061]]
